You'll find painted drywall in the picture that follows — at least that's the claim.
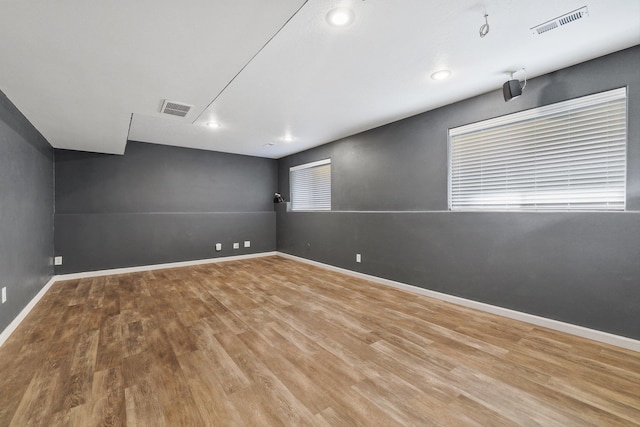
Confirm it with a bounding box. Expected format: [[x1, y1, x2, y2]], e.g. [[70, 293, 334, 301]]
[[0, 91, 54, 333], [55, 142, 277, 273], [276, 45, 640, 340]]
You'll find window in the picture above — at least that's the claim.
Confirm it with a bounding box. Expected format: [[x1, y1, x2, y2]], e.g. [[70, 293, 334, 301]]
[[290, 159, 331, 211], [449, 88, 627, 211]]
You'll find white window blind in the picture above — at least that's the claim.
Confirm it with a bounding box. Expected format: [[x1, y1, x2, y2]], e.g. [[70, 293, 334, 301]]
[[290, 159, 331, 211], [449, 88, 627, 211]]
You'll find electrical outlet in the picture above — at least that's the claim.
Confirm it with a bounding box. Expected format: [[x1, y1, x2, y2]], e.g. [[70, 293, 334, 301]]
[[54, 256, 63, 266], [215, 243, 222, 252], [233, 242, 240, 249], [244, 240, 251, 248], [2, 287, 6, 304], [356, 253, 361, 263]]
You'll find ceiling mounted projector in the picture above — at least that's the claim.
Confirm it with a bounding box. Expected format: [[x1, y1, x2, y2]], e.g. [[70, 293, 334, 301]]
[[503, 79, 523, 102], [503, 69, 527, 102]]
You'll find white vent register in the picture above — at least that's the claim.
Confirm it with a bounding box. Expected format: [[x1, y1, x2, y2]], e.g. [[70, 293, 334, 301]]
[[531, 6, 589, 35], [160, 100, 192, 117]]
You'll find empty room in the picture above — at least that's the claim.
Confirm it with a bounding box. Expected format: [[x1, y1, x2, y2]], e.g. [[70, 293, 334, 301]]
[[1, 1, 639, 425]]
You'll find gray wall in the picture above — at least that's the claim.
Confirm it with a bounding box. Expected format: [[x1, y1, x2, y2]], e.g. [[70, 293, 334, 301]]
[[55, 141, 277, 273], [0, 91, 54, 333], [277, 46, 640, 340]]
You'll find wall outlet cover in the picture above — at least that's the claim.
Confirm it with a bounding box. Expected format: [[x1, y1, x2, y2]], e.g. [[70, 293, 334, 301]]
[[233, 242, 240, 249], [54, 256, 63, 266], [215, 243, 222, 251], [244, 241, 251, 248], [1, 287, 6, 303], [356, 253, 362, 263]]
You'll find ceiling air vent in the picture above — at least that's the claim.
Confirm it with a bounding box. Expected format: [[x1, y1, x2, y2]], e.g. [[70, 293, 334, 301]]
[[531, 6, 588, 35], [160, 100, 192, 117]]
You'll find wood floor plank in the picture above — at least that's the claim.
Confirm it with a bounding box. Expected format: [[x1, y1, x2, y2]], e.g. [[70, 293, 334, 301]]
[[236, 329, 332, 414], [215, 330, 319, 426], [0, 256, 638, 426], [9, 358, 64, 427], [124, 379, 167, 427], [87, 367, 126, 427], [178, 350, 246, 425]]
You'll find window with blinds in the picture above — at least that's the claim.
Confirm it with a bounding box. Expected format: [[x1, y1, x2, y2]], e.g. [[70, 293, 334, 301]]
[[290, 159, 331, 211], [448, 88, 627, 211]]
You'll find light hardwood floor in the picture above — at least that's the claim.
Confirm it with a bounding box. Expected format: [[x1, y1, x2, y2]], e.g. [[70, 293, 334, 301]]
[[0, 256, 638, 426]]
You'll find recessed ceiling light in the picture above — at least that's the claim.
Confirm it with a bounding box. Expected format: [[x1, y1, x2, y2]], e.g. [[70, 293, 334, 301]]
[[206, 121, 220, 128], [282, 135, 294, 143], [326, 8, 355, 27], [431, 70, 452, 80]]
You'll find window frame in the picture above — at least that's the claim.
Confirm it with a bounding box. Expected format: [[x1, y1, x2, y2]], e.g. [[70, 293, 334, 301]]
[[289, 158, 332, 212], [448, 88, 627, 212]]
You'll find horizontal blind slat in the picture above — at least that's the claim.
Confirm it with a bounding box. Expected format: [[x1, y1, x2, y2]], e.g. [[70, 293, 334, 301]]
[[290, 160, 332, 211], [448, 89, 627, 211]]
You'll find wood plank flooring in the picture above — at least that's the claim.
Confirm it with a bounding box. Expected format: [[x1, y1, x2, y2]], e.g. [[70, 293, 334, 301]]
[[0, 256, 639, 426]]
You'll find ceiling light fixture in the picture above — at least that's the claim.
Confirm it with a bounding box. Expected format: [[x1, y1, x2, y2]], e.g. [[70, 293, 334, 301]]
[[430, 70, 451, 80], [282, 135, 294, 143], [206, 121, 220, 128], [326, 8, 355, 27]]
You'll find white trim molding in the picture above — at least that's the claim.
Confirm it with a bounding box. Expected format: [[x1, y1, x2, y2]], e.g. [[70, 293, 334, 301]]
[[0, 276, 57, 348], [277, 252, 640, 352], [2, 251, 638, 353], [54, 252, 277, 281], [0, 252, 276, 347]]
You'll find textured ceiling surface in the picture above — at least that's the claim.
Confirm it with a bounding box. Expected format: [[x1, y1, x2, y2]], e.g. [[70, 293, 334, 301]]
[[1, 0, 639, 158]]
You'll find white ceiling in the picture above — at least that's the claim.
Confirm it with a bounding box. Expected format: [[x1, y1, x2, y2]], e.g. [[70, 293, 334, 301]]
[[1, 1, 639, 159]]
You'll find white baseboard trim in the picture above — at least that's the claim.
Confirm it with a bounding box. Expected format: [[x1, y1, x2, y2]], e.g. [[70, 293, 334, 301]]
[[3, 252, 637, 352], [0, 252, 276, 348], [0, 276, 57, 348], [54, 252, 278, 281], [276, 252, 640, 352]]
